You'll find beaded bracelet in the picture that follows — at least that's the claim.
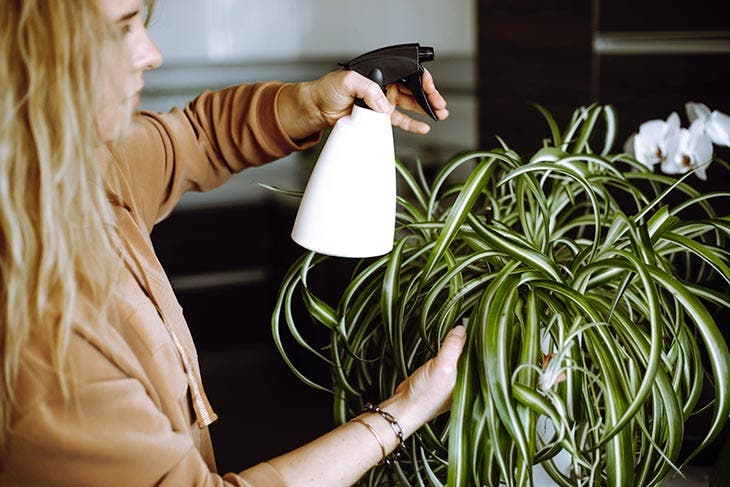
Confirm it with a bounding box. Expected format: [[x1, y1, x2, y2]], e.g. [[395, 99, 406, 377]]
[[362, 403, 407, 465]]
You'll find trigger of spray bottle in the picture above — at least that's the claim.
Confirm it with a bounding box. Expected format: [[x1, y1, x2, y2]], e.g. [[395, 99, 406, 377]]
[[291, 43, 438, 258]]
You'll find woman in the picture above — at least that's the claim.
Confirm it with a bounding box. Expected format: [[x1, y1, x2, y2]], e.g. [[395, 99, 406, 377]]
[[0, 1, 466, 485]]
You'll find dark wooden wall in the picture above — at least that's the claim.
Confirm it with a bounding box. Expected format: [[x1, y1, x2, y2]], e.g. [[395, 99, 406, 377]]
[[477, 0, 592, 154]]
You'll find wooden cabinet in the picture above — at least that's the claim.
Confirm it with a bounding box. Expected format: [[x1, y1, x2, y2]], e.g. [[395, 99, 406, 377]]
[[477, 0, 730, 168], [476, 0, 592, 154], [597, 0, 730, 31]]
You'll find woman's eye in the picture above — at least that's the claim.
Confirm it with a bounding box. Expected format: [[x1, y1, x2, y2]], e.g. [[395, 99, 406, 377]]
[[120, 23, 133, 35]]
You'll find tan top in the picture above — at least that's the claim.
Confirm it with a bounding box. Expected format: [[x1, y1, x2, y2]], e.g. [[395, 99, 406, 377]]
[[1, 82, 321, 486]]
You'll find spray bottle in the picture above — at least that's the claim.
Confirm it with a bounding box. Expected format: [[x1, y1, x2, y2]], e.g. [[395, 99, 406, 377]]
[[291, 43, 439, 258]]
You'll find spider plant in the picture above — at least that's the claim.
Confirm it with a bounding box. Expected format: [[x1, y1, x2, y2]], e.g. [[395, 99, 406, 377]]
[[271, 104, 730, 486]]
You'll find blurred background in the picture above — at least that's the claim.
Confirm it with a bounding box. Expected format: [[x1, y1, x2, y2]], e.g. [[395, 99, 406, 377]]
[[143, 0, 729, 483]]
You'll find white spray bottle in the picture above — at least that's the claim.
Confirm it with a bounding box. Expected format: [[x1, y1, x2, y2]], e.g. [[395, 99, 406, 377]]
[[291, 43, 438, 258]]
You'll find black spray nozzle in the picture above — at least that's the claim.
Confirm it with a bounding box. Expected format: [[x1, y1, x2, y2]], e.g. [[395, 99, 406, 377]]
[[418, 45, 435, 63], [339, 43, 438, 121]]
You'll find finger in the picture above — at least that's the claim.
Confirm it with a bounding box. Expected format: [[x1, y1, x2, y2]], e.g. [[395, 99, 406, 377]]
[[394, 95, 449, 122], [436, 326, 466, 371], [420, 68, 437, 94], [390, 109, 431, 134], [393, 80, 449, 121], [391, 87, 429, 114], [346, 71, 392, 114], [392, 94, 449, 123], [387, 87, 432, 134], [418, 69, 448, 109]]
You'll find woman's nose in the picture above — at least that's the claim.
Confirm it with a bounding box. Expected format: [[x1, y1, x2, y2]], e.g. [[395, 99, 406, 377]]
[[134, 30, 163, 71]]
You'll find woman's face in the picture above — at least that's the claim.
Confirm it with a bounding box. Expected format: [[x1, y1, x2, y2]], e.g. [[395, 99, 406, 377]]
[[96, 0, 162, 142]]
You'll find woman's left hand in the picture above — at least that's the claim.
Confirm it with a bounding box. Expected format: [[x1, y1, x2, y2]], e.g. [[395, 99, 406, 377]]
[[343, 324, 465, 443], [279, 68, 449, 140]]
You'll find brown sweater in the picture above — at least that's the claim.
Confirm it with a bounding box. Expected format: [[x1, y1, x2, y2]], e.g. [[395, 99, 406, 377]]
[[1, 82, 321, 486]]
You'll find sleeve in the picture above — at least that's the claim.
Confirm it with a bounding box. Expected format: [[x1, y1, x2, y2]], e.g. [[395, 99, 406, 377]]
[[107, 81, 322, 232], [3, 331, 288, 487]]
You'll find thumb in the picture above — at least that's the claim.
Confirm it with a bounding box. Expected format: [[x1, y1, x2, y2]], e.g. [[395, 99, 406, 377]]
[[438, 325, 466, 358], [437, 325, 466, 371]]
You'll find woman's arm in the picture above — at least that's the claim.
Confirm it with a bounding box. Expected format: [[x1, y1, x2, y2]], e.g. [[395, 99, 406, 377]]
[[266, 325, 466, 486]]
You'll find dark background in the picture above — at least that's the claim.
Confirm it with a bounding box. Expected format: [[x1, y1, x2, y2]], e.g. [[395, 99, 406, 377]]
[[150, 0, 730, 477]]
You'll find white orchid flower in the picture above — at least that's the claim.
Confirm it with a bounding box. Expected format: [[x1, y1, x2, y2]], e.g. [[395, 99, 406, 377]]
[[685, 102, 730, 147], [661, 119, 713, 180], [626, 112, 681, 170]]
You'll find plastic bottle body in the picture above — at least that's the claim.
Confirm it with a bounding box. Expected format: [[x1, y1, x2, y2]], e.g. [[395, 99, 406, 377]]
[[291, 105, 395, 258]]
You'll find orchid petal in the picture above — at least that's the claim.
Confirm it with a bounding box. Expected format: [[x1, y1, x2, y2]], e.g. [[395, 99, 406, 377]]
[[634, 113, 680, 169], [685, 102, 711, 123], [634, 133, 659, 169], [662, 128, 692, 175], [707, 110, 730, 147], [661, 140, 687, 174], [638, 119, 669, 139], [623, 133, 636, 157], [695, 164, 708, 180], [665, 121, 714, 180], [666, 111, 681, 130]]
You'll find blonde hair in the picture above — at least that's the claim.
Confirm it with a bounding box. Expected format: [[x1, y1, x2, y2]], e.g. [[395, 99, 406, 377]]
[[0, 1, 125, 448]]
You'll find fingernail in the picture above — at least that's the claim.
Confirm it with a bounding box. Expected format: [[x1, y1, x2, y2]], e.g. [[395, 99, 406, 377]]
[[451, 326, 466, 337]]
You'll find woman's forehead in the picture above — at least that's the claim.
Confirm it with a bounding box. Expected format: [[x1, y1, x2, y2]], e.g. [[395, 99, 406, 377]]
[[98, 0, 143, 21]]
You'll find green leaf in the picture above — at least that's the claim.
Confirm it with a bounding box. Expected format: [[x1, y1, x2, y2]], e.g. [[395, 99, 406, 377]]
[[448, 325, 478, 487], [479, 264, 534, 480], [649, 267, 730, 461], [422, 156, 498, 280], [533, 103, 563, 147], [257, 182, 303, 198], [467, 213, 564, 282]]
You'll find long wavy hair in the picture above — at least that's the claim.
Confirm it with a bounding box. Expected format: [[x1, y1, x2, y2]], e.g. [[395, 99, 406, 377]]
[[0, 0, 155, 449]]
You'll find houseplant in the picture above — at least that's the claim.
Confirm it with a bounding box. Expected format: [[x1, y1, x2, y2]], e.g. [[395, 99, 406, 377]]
[[271, 104, 730, 486]]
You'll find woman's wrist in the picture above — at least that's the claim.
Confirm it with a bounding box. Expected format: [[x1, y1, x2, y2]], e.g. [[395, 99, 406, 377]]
[[347, 392, 433, 467], [349, 398, 413, 466], [277, 81, 328, 141], [372, 393, 425, 440]]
